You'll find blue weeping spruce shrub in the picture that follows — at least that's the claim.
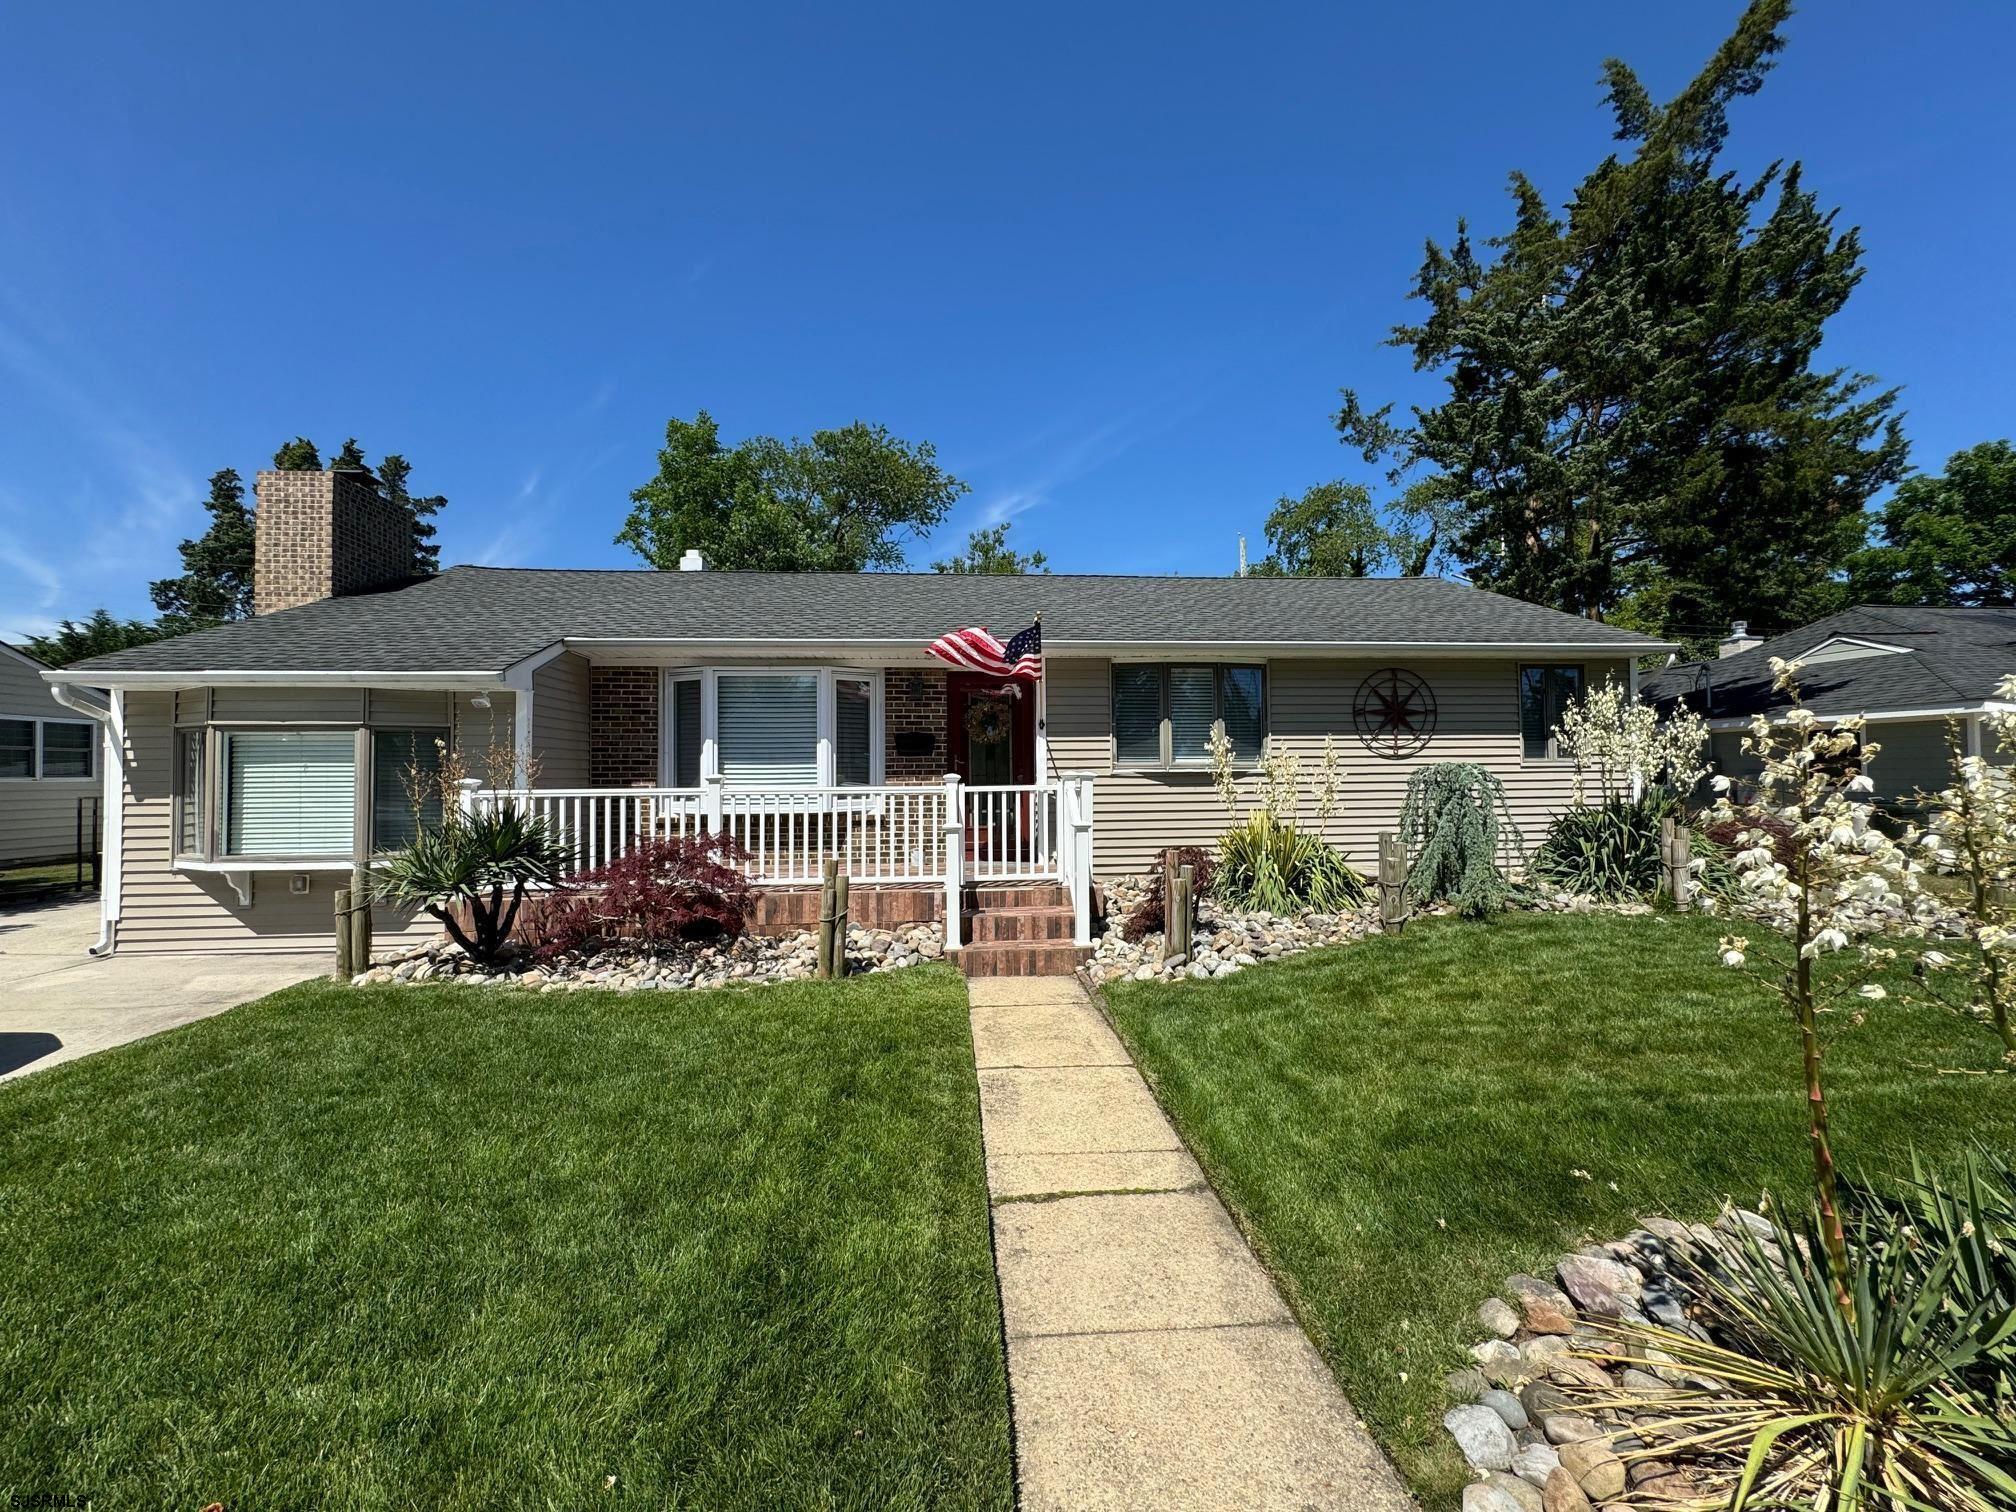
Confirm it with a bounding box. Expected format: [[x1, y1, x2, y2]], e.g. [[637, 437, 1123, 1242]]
[[1397, 763, 1521, 918]]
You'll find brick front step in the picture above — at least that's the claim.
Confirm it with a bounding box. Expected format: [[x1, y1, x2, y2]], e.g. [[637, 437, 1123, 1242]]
[[957, 941, 1093, 977], [963, 906, 1076, 943], [965, 883, 1070, 911]]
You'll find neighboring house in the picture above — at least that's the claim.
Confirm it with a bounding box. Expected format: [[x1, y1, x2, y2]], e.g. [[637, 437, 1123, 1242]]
[[45, 467, 1670, 960], [1, 640, 102, 869], [1643, 606, 2016, 805]]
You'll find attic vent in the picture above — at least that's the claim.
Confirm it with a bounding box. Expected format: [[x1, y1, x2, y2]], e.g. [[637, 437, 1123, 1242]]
[[678, 548, 706, 572]]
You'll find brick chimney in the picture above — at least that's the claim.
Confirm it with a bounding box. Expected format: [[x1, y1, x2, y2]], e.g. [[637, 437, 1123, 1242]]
[[253, 468, 415, 615]]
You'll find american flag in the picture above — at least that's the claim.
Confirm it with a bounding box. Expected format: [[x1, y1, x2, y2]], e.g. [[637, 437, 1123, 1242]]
[[927, 619, 1043, 679]]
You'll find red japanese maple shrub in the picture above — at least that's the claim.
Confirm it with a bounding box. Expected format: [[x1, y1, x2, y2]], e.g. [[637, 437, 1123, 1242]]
[[1120, 846, 1215, 943], [534, 833, 758, 959]]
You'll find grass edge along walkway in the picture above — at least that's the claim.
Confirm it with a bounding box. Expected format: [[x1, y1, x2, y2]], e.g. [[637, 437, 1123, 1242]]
[[0, 964, 1014, 1511], [1102, 910, 2012, 1511]]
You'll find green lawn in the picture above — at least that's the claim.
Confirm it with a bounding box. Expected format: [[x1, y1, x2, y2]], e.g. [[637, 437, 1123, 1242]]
[[1104, 910, 2013, 1511], [0, 967, 1012, 1511], [0, 859, 95, 906]]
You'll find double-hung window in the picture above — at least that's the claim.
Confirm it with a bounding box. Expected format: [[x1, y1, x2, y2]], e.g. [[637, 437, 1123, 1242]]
[[221, 730, 357, 858], [1519, 665, 1584, 759], [664, 669, 881, 789], [1113, 664, 1266, 769], [0, 718, 95, 780]]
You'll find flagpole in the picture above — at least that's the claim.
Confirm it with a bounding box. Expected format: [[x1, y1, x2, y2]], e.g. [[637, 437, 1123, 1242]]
[[1032, 612, 1049, 787]]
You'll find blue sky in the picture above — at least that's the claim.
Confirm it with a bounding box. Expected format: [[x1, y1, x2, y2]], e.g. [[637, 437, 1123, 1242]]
[[2, 1, 2011, 642]]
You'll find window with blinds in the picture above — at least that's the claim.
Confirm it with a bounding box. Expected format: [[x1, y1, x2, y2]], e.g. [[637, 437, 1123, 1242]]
[[0, 719, 33, 779], [835, 677, 872, 785], [372, 729, 447, 851], [716, 673, 819, 786], [224, 730, 357, 856], [40, 720, 94, 779], [1520, 665, 1583, 759], [175, 729, 204, 857], [1111, 664, 1267, 768], [1113, 665, 1162, 766], [670, 677, 703, 788]]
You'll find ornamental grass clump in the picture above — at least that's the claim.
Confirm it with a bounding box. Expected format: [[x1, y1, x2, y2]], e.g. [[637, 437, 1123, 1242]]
[[1574, 1194, 2016, 1512], [1397, 763, 1519, 918], [1204, 728, 1366, 913]]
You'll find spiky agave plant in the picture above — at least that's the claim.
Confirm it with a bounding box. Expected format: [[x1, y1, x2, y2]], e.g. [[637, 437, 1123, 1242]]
[[374, 804, 568, 964], [1572, 1206, 2016, 1511]]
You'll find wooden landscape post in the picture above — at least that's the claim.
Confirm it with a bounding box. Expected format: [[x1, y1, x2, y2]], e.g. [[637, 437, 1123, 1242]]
[[334, 888, 354, 978], [1660, 816, 1693, 907], [350, 863, 372, 972], [833, 869, 851, 977], [1173, 863, 1195, 961], [818, 858, 839, 978], [1377, 831, 1408, 933]]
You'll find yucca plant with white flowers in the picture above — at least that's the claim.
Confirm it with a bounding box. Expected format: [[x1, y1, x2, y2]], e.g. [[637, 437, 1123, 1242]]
[[1915, 695, 2016, 1059], [1710, 657, 1940, 1316]]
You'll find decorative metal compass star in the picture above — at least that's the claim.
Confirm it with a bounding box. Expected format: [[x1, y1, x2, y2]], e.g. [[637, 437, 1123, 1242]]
[[1353, 668, 1436, 759]]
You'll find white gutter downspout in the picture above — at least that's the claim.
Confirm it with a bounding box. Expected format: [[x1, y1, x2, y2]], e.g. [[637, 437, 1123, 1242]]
[[48, 683, 122, 957]]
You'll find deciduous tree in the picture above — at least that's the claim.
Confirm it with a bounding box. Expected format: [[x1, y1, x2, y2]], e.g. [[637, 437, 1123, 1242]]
[[618, 411, 968, 572], [932, 522, 1048, 574], [1845, 440, 2016, 607]]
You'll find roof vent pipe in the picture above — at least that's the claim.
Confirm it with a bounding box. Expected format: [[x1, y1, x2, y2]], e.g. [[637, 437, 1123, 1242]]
[[1718, 619, 1762, 659], [678, 548, 706, 572]]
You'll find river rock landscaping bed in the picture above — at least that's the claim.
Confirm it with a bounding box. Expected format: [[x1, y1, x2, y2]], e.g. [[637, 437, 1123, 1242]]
[[1442, 1208, 1792, 1511], [1086, 873, 1384, 984], [354, 923, 944, 992]]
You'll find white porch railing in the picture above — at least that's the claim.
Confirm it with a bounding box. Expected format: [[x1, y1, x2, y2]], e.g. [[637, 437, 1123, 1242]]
[[465, 773, 1098, 947]]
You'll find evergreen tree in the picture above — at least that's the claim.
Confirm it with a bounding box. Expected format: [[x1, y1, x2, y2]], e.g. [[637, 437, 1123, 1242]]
[[1844, 441, 2016, 607], [379, 454, 445, 576], [272, 437, 322, 470], [328, 437, 373, 475], [24, 609, 167, 666], [1337, 0, 1906, 646], [149, 468, 256, 629], [932, 523, 1049, 574], [619, 411, 968, 571]]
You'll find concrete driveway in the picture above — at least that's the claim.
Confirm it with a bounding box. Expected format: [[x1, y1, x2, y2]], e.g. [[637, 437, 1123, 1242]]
[[0, 896, 325, 1081]]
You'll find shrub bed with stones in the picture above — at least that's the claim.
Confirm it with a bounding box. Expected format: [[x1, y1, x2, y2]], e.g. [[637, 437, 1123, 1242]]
[[1086, 873, 1384, 985], [1442, 1207, 1782, 1512], [354, 923, 944, 992]]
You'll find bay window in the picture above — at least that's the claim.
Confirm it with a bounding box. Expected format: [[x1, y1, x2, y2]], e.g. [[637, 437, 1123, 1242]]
[[659, 668, 884, 788], [371, 728, 448, 851], [1112, 663, 1267, 769], [222, 730, 356, 857]]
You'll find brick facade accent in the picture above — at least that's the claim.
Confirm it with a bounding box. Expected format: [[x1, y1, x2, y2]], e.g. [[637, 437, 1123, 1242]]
[[252, 469, 414, 615], [591, 666, 660, 786], [883, 667, 949, 783]]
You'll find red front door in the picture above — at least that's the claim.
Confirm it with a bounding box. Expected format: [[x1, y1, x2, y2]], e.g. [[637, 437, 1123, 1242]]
[[946, 673, 1036, 786]]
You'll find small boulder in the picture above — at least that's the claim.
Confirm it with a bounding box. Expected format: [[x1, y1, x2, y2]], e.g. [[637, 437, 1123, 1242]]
[[1444, 1366, 1489, 1402], [1558, 1439, 1626, 1502], [1462, 1472, 1543, 1512], [1505, 1274, 1578, 1335], [1443, 1404, 1518, 1472], [1547, 1355, 1613, 1390], [1518, 1381, 1570, 1420], [1480, 1388, 1529, 1431], [1519, 1334, 1571, 1366], [1541, 1414, 1603, 1445], [1511, 1441, 1560, 1487], [1478, 1296, 1521, 1339], [1556, 1253, 1642, 1317], [1541, 1467, 1593, 1512]]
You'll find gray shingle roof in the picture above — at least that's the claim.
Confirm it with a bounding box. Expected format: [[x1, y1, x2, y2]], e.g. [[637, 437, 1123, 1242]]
[[1642, 605, 2016, 720], [64, 567, 1669, 676]]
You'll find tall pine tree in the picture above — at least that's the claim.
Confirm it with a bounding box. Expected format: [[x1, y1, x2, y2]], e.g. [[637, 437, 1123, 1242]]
[[1338, 0, 1905, 650], [149, 468, 256, 630]]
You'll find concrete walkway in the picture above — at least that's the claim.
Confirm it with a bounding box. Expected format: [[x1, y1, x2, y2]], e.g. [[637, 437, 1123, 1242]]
[[0, 897, 323, 1081], [969, 975, 1415, 1511]]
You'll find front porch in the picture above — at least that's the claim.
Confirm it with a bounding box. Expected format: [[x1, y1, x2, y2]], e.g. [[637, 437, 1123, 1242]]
[[471, 774, 1099, 954]]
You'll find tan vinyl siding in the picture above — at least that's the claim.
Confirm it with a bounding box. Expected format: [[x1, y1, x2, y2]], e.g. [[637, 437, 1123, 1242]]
[[1048, 655, 1630, 875], [209, 687, 368, 723], [114, 690, 445, 955], [531, 652, 592, 786], [366, 690, 455, 727], [0, 649, 100, 865]]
